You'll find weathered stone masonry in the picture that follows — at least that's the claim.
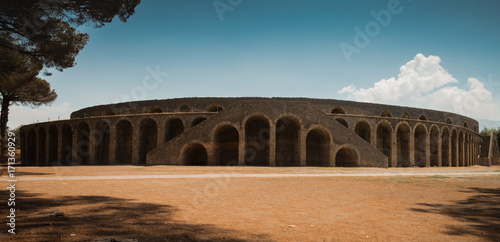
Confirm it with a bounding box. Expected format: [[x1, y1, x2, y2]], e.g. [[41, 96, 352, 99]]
[[20, 97, 483, 167]]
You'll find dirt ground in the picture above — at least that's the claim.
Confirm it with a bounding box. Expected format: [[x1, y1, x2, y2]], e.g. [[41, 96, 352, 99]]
[[1, 166, 499, 241]]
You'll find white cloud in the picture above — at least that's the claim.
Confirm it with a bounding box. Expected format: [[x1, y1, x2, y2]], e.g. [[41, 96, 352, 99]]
[[8, 102, 72, 129], [338, 53, 499, 120]]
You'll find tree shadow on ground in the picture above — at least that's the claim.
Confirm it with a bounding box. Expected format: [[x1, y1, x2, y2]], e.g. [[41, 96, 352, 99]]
[[410, 187, 500, 241], [0, 190, 270, 242]]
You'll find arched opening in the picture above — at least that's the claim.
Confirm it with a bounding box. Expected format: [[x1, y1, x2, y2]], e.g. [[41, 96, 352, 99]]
[[354, 121, 371, 143], [276, 117, 300, 166], [446, 118, 452, 124], [26, 128, 37, 166], [116, 120, 133, 164], [38, 127, 46, 166], [419, 115, 428, 121], [208, 105, 224, 112], [430, 126, 439, 166], [165, 118, 184, 142], [451, 130, 458, 166], [149, 107, 163, 113], [245, 116, 270, 166], [336, 118, 348, 128], [215, 125, 239, 166], [105, 110, 116, 116], [381, 111, 392, 117], [331, 107, 346, 114], [463, 122, 468, 128], [441, 128, 450, 166], [376, 122, 392, 165], [179, 105, 191, 112], [183, 143, 208, 166], [397, 123, 411, 167], [48, 125, 58, 165], [76, 122, 90, 165], [306, 129, 330, 167], [414, 125, 427, 167], [61, 124, 73, 165], [335, 147, 359, 167], [458, 131, 464, 166], [191, 117, 207, 127], [402, 112, 411, 119], [139, 119, 157, 164], [94, 121, 110, 165]]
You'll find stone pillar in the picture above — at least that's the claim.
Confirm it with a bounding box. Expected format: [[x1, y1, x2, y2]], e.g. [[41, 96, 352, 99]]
[[88, 128, 96, 165], [391, 130, 397, 167], [269, 123, 276, 166], [409, 132, 415, 167], [425, 132, 431, 167], [238, 128, 245, 166], [454, 135, 459, 167], [34, 129, 39, 166], [446, 132, 453, 166], [437, 134, 442, 167], [57, 127, 62, 164], [131, 126, 140, 164], [299, 127, 306, 166], [109, 125, 116, 165], [157, 122, 165, 147], [44, 132, 49, 166], [71, 128, 78, 165]]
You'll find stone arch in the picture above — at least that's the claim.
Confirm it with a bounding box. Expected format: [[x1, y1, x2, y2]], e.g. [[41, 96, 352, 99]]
[[401, 112, 411, 119], [105, 110, 116, 116], [306, 128, 330, 167], [215, 125, 239, 166], [458, 130, 464, 166], [276, 116, 301, 166], [396, 122, 411, 167], [139, 118, 157, 164], [191, 117, 207, 127], [381, 111, 392, 117], [48, 125, 58, 164], [451, 129, 458, 166], [419, 115, 428, 121], [76, 122, 90, 165], [38, 127, 47, 166], [116, 120, 133, 164], [207, 105, 224, 112], [376, 121, 392, 165], [165, 118, 184, 142], [430, 126, 439, 166], [179, 104, 191, 112], [331, 107, 346, 114], [61, 123, 73, 165], [336, 118, 348, 128], [94, 121, 110, 165], [149, 107, 163, 113], [354, 121, 371, 143], [26, 128, 37, 166], [335, 146, 359, 167], [414, 124, 427, 167], [446, 118, 452, 124], [441, 127, 450, 166], [244, 116, 270, 166], [183, 143, 208, 166], [463, 122, 468, 128]]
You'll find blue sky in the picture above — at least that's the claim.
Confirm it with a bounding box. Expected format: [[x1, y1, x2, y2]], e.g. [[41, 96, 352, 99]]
[[11, 0, 500, 129]]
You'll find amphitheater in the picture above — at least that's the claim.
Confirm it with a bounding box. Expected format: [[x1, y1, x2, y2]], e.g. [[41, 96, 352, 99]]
[[20, 97, 483, 167]]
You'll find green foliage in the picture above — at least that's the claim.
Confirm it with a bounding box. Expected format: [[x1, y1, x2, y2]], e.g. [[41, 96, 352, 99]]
[[7, 126, 21, 149], [480, 127, 500, 136], [0, 0, 141, 70]]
